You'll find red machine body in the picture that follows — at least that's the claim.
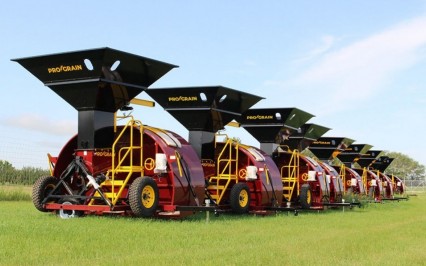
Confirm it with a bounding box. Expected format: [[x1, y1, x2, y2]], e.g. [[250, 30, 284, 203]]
[[333, 165, 366, 195], [353, 168, 382, 201], [147, 86, 283, 213], [14, 48, 212, 218], [317, 161, 344, 203]]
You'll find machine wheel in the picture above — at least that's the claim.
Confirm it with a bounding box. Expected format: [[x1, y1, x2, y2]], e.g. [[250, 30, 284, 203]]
[[300, 184, 312, 209], [58, 198, 84, 219], [368, 187, 375, 199], [230, 183, 250, 214], [32, 176, 57, 212], [129, 177, 159, 217], [335, 193, 343, 203]]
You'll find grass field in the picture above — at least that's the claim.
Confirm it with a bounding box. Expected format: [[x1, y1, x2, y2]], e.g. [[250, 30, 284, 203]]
[[0, 187, 425, 265]]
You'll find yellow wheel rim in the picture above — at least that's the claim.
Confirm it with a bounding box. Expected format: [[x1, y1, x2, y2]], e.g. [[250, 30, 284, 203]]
[[301, 173, 308, 181], [239, 189, 249, 207], [307, 190, 311, 204], [141, 185, 155, 208]]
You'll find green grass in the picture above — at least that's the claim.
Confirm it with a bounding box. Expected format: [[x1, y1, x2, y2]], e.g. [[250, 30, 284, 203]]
[[0, 185, 32, 201], [0, 194, 425, 265]]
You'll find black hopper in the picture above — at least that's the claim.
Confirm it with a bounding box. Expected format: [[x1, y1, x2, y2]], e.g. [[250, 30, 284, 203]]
[[13, 48, 177, 149], [357, 150, 383, 168], [236, 108, 314, 155], [309, 137, 355, 162], [371, 156, 394, 172], [337, 144, 373, 167], [146, 86, 263, 159], [285, 123, 330, 152]]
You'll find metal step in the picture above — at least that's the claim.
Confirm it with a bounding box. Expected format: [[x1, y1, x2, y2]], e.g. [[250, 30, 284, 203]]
[[101, 180, 125, 186], [114, 166, 143, 172], [94, 191, 120, 199], [208, 194, 219, 200], [207, 185, 226, 190]]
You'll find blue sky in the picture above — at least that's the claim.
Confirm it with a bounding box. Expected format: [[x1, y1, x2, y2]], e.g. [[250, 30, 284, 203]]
[[1, 1, 426, 168]]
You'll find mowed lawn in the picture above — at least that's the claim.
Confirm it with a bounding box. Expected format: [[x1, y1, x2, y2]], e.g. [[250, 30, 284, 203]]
[[0, 191, 425, 265]]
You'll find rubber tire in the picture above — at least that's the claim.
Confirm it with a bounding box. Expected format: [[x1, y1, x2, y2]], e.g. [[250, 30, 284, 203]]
[[129, 177, 159, 217], [368, 187, 375, 199], [335, 193, 343, 203], [32, 176, 57, 212], [230, 183, 250, 214], [300, 184, 312, 209]]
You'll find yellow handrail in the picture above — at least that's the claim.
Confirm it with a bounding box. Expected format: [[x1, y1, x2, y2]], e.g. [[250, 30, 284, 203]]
[[109, 116, 144, 205], [209, 138, 239, 204], [339, 164, 347, 194], [280, 149, 299, 201]]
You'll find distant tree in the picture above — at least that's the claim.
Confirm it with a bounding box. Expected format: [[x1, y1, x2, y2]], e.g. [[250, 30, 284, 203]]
[[0, 160, 49, 185], [0, 160, 18, 184], [382, 151, 425, 180]]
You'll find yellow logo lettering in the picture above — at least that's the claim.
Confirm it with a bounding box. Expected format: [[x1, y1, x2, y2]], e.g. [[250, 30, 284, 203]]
[[246, 115, 273, 120], [47, 64, 83, 74], [168, 96, 198, 102]]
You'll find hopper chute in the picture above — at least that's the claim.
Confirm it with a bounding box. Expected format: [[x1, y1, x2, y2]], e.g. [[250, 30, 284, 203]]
[[285, 123, 330, 151], [371, 156, 394, 172], [337, 144, 373, 167], [357, 150, 383, 168], [235, 108, 314, 154], [146, 86, 263, 159], [308, 137, 355, 161], [13, 48, 177, 149]]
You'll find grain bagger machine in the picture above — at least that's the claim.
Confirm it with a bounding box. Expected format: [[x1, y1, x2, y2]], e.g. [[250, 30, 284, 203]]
[[357, 150, 395, 200], [337, 144, 383, 201], [308, 137, 367, 198], [370, 156, 407, 200], [307, 137, 362, 206], [371, 156, 406, 198], [13, 48, 212, 218], [146, 87, 284, 214], [235, 108, 340, 209]]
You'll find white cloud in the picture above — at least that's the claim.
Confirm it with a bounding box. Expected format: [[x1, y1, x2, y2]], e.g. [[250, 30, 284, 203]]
[[270, 16, 426, 116], [3, 113, 76, 136], [295, 35, 338, 63]]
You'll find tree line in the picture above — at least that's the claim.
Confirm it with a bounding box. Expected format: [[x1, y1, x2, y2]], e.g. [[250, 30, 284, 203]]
[[0, 160, 49, 185]]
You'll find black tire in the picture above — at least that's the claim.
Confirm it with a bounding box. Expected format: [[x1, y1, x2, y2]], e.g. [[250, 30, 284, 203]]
[[230, 183, 250, 214], [129, 177, 159, 217], [300, 184, 312, 209], [32, 176, 57, 212], [335, 193, 343, 203], [368, 187, 375, 199]]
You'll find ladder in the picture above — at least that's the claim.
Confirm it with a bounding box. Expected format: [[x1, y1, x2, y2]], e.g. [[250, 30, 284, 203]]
[[207, 138, 239, 204], [91, 116, 144, 206], [281, 149, 299, 202]]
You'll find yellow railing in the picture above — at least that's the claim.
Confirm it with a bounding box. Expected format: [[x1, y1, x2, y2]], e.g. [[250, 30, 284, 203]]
[[208, 137, 239, 204], [362, 168, 368, 192], [280, 148, 299, 201], [339, 164, 347, 193], [108, 116, 144, 205]]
